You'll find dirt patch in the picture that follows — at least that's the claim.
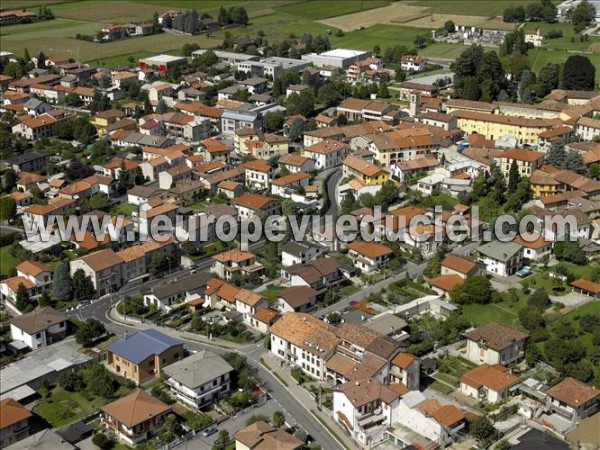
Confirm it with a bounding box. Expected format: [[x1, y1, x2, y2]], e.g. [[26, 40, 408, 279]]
[[319, 3, 430, 32], [403, 14, 517, 31], [588, 42, 600, 52]]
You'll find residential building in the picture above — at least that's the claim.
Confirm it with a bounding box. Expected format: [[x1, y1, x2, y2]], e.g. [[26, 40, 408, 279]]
[[284, 258, 344, 295], [281, 240, 328, 268], [69, 248, 124, 296], [9, 307, 68, 350], [464, 322, 529, 365], [249, 308, 281, 333], [545, 377, 599, 422], [276, 285, 318, 313], [211, 248, 264, 281], [106, 329, 184, 384], [477, 241, 523, 277], [440, 254, 483, 279], [243, 159, 273, 191], [460, 364, 520, 403], [342, 155, 389, 185], [332, 378, 400, 446], [271, 172, 310, 197], [400, 55, 428, 71], [234, 421, 303, 450], [158, 165, 192, 190], [279, 154, 315, 173], [389, 352, 420, 390], [101, 390, 171, 445], [139, 54, 187, 72], [163, 351, 233, 409], [514, 235, 553, 261], [497, 148, 545, 178], [0, 399, 32, 448], [233, 194, 281, 220], [235, 289, 268, 323], [11, 115, 57, 141], [346, 241, 393, 273], [450, 110, 555, 145], [576, 117, 600, 141], [143, 273, 211, 312], [571, 278, 600, 298], [524, 28, 545, 47], [303, 140, 350, 170]]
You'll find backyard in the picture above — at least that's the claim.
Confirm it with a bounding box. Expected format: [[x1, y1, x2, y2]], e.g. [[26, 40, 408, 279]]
[[0, 245, 19, 278]]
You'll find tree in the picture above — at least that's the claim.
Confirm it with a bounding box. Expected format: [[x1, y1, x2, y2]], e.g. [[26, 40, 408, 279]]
[[24, 47, 30, 62], [16, 283, 31, 312], [316, 83, 341, 107], [503, 5, 526, 22], [495, 440, 512, 450], [444, 20, 455, 33], [508, 160, 520, 192], [562, 55, 596, 91], [288, 118, 304, 142], [76, 318, 106, 347], [378, 82, 390, 98], [217, 429, 230, 447], [72, 268, 95, 301], [264, 111, 284, 131], [528, 288, 551, 310], [554, 240, 587, 264], [519, 305, 545, 330], [450, 276, 493, 304], [162, 13, 172, 28], [52, 262, 73, 301], [155, 99, 167, 114], [58, 370, 84, 391], [272, 410, 285, 428], [182, 42, 200, 56], [537, 63, 559, 96], [413, 34, 427, 49], [2, 169, 16, 193], [86, 364, 117, 398], [36, 51, 46, 69], [571, 0, 596, 32], [92, 433, 114, 450], [218, 6, 230, 25], [0, 197, 16, 222], [518, 69, 533, 102], [470, 416, 498, 447], [286, 91, 314, 116], [230, 6, 249, 25]]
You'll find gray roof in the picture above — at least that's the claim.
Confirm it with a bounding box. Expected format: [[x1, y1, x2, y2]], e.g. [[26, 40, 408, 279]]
[[477, 241, 523, 262], [163, 350, 233, 389], [106, 329, 182, 364], [5, 151, 48, 166], [364, 313, 408, 336], [282, 240, 326, 257], [151, 273, 211, 300], [6, 430, 76, 449]]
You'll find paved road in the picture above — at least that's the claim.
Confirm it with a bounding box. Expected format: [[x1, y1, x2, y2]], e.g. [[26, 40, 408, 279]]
[[324, 169, 343, 218], [103, 311, 345, 450]]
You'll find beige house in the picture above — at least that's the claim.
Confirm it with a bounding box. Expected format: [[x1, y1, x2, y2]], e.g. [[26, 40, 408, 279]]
[[464, 322, 529, 366]]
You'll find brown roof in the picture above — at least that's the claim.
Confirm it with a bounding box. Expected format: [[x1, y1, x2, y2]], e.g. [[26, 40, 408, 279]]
[[80, 248, 123, 272], [16, 260, 51, 277], [570, 278, 600, 294], [234, 421, 303, 450], [269, 313, 338, 357], [429, 274, 464, 292], [213, 248, 255, 263], [391, 352, 418, 369], [205, 278, 241, 304], [441, 254, 477, 275], [242, 160, 272, 173], [279, 154, 311, 167], [101, 390, 170, 428], [0, 399, 32, 430], [234, 194, 278, 211], [514, 234, 551, 249], [460, 364, 520, 391], [451, 110, 556, 128], [252, 308, 280, 325], [347, 241, 392, 259], [545, 377, 598, 409], [271, 172, 309, 187], [305, 139, 349, 155], [396, 156, 438, 171], [235, 289, 265, 307], [464, 322, 529, 351], [9, 307, 66, 335], [202, 138, 232, 153], [415, 399, 465, 427], [337, 377, 399, 408], [343, 155, 386, 177], [278, 285, 317, 308], [500, 148, 546, 163]]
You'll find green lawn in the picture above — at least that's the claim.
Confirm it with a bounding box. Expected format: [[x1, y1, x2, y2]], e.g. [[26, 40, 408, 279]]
[[339, 285, 360, 296], [275, 0, 390, 20], [460, 290, 527, 328], [529, 21, 600, 51], [529, 48, 600, 85], [429, 380, 455, 394], [554, 300, 600, 352], [110, 202, 137, 216], [33, 386, 130, 427], [260, 284, 284, 301], [0, 246, 19, 278], [405, 0, 540, 16]]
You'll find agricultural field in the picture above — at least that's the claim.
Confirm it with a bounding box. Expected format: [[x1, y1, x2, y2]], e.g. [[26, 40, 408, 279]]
[[319, 3, 428, 31], [404, 0, 541, 17], [404, 14, 517, 31], [276, 0, 391, 20]]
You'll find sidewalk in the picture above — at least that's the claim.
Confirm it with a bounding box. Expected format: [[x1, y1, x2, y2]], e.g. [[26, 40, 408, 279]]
[[261, 352, 360, 450]]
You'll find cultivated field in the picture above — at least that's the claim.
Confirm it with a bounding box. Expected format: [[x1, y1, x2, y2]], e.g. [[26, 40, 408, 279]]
[[319, 3, 430, 32], [404, 0, 540, 17], [48, 0, 171, 23], [403, 14, 517, 31], [276, 0, 391, 20]]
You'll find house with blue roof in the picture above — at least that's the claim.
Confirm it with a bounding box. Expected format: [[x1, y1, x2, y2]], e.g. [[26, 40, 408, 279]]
[[106, 329, 184, 385]]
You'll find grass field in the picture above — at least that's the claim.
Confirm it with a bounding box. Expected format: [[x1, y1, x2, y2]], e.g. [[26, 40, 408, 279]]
[[529, 48, 600, 85], [276, 0, 390, 20], [0, 246, 19, 278], [404, 14, 517, 31], [405, 0, 540, 17], [319, 3, 428, 31]]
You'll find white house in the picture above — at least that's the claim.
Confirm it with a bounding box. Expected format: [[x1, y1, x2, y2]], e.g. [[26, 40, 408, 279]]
[[346, 241, 393, 273], [389, 352, 420, 391], [545, 377, 599, 423], [464, 322, 529, 366], [243, 160, 274, 191], [271, 172, 310, 197], [235, 289, 268, 323], [459, 364, 520, 404], [281, 240, 328, 268], [515, 235, 553, 261], [400, 55, 428, 71], [163, 350, 233, 409], [233, 194, 281, 220], [303, 140, 350, 170], [276, 285, 318, 313], [477, 241, 523, 277], [15, 260, 52, 292], [9, 307, 68, 350]]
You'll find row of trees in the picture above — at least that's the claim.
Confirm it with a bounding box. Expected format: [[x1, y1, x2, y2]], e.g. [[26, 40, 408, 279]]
[[162, 6, 248, 34], [503, 0, 556, 23]]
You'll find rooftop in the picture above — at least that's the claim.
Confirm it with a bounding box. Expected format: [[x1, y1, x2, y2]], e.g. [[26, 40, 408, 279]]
[[106, 329, 182, 364], [464, 322, 529, 351], [163, 350, 233, 389]]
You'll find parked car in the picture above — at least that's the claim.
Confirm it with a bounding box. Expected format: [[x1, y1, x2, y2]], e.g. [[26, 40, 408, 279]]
[[516, 266, 532, 278], [202, 426, 217, 437]]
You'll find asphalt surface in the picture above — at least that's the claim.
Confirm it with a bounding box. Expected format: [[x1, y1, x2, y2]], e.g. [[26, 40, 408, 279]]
[[324, 168, 343, 218]]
